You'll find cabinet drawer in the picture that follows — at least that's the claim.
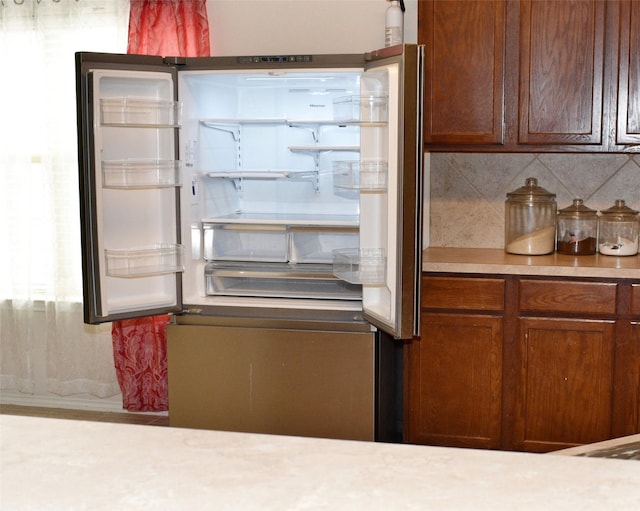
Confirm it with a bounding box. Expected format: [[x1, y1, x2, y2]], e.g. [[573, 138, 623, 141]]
[[632, 284, 640, 317], [519, 280, 616, 315], [422, 277, 504, 311]]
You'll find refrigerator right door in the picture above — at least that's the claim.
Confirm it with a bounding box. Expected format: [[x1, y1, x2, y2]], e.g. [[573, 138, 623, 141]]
[[359, 44, 423, 339]]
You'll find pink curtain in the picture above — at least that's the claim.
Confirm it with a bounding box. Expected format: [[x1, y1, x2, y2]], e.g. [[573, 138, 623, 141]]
[[112, 0, 210, 412], [127, 0, 210, 57]]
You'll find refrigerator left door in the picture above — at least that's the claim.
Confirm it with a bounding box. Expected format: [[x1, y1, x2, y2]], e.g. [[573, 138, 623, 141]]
[[76, 54, 183, 324]]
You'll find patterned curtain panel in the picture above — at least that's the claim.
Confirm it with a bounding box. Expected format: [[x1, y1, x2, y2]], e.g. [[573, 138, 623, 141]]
[[127, 0, 210, 56], [112, 0, 210, 412]]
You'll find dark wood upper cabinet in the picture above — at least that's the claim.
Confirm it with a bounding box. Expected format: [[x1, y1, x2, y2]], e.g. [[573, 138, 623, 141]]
[[518, 0, 605, 146], [615, 0, 640, 147], [420, 0, 506, 145], [419, 0, 640, 152]]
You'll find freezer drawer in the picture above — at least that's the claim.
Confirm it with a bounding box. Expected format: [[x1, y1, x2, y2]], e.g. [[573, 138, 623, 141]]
[[167, 324, 376, 441], [204, 262, 361, 300]]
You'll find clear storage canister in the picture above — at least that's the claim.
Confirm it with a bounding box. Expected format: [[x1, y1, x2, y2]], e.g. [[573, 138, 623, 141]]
[[505, 177, 557, 255], [598, 199, 639, 256], [556, 198, 598, 255]]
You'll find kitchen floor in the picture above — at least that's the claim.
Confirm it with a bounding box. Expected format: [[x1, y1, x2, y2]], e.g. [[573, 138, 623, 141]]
[[0, 404, 169, 427]]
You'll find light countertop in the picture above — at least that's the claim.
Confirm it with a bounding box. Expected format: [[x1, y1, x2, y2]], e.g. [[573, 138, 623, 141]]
[[423, 248, 640, 279], [2, 415, 640, 510]]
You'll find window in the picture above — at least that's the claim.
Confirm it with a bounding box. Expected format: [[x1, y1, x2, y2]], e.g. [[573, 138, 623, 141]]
[[0, 0, 129, 302]]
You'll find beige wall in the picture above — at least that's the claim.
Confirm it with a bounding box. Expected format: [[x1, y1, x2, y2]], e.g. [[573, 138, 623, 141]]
[[206, 0, 418, 55]]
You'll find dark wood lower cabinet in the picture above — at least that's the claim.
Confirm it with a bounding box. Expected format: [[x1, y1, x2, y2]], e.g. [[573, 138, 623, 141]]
[[406, 313, 503, 449], [406, 274, 640, 452], [514, 317, 616, 452]]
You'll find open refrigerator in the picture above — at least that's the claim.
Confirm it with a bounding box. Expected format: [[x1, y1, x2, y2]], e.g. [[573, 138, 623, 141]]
[[76, 45, 423, 440]]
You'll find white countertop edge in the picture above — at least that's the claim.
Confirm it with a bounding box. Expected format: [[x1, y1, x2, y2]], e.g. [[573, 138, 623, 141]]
[[423, 248, 640, 279], [422, 261, 640, 278], [2, 415, 640, 510]]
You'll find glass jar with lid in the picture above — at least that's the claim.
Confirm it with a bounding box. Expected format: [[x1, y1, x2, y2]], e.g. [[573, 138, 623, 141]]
[[505, 177, 557, 255], [598, 199, 639, 256], [556, 198, 598, 255]]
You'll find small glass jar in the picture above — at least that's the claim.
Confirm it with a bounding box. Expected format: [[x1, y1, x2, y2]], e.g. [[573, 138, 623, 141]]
[[556, 198, 598, 255], [505, 177, 557, 255], [598, 199, 639, 256]]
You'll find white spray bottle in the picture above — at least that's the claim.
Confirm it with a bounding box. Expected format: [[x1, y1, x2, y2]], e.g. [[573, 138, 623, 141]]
[[385, 0, 405, 47]]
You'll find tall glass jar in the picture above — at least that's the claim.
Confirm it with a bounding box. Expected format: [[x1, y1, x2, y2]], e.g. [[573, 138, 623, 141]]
[[505, 177, 557, 255], [598, 199, 639, 256], [556, 198, 598, 255]]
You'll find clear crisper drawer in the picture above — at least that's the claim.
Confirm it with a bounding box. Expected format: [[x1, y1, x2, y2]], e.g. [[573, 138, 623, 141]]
[[100, 98, 182, 127], [102, 160, 181, 188], [205, 262, 362, 300], [333, 94, 388, 123], [203, 224, 288, 262], [332, 161, 388, 191], [105, 243, 184, 278], [289, 226, 359, 263], [333, 248, 386, 285]]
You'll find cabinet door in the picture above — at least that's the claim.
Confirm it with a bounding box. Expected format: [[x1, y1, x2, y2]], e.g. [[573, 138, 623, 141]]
[[514, 317, 616, 452], [615, 283, 640, 435], [518, 0, 606, 146], [615, 0, 640, 145], [406, 313, 503, 449], [420, 0, 506, 145]]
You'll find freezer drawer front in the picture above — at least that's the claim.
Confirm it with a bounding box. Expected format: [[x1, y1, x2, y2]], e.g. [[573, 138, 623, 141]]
[[167, 324, 376, 441]]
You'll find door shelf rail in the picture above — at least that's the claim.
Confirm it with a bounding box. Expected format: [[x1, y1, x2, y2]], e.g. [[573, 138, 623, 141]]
[[102, 160, 182, 188], [333, 94, 389, 123], [105, 243, 185, 278], [332, 248, 386, 285], [100, 97, 182, 127], [332, 160, 388, 191]]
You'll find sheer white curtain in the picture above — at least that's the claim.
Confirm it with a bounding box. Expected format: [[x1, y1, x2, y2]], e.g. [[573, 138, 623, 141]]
[[0, 0, 129, 401]]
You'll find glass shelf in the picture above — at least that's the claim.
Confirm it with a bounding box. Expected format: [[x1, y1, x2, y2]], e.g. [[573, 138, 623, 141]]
[[288, 146, 360, 153], [200, 118, 360, 127], [102, 160, 181, 188], [105, 244, 184, 278], [207, 170, 316, 180]]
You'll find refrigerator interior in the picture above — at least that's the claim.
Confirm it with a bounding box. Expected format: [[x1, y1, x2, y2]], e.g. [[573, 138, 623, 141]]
[[177, 63, 400, 322], [89, 59, 402, 324]]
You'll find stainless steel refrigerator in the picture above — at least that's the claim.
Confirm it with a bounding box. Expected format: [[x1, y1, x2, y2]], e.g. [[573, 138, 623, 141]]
[[76, 45, 423, 441]]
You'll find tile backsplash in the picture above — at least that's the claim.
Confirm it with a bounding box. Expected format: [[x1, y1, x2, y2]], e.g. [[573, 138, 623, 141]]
[[427, 153, 640, 248]]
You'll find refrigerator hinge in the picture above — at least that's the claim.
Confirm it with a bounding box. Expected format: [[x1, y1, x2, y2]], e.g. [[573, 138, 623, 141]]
[[163, 56, 187, 66]]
